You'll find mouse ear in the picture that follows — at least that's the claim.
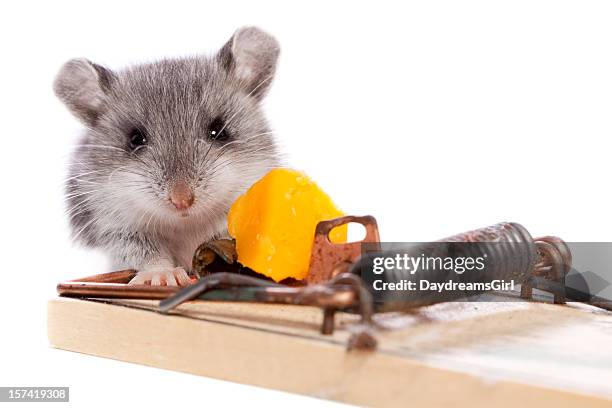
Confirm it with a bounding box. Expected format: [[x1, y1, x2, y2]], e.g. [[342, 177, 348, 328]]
[[218, 26, 280, 100], [53, 58, 115, 126]]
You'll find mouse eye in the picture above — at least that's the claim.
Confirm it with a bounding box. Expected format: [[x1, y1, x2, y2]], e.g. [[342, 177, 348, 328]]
[[208, 117, 229, 142], [128, 128, 148, 151]]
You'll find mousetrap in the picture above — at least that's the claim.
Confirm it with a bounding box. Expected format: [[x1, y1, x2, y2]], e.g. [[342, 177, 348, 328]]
[[56, 216, 608, 344], [49, 289, 612, 407], [50, 216, 612, 407]]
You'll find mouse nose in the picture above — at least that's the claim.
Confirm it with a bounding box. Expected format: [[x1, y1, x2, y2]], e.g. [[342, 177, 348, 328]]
[[169, 181, 194, 210]]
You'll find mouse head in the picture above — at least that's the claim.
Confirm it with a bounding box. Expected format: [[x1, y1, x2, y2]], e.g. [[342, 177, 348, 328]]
[[55, 27, 281, 230]]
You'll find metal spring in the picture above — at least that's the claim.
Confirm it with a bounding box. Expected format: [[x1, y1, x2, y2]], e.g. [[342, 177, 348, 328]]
[[442, 222, 538, 284], [351, 222, 541, 311]]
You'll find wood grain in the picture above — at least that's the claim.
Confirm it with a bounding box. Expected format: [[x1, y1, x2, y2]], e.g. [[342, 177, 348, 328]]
[[48, 297, 612, 407]]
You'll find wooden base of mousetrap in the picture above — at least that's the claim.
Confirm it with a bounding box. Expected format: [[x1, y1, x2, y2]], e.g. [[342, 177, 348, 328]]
[[48, 295, 612, 407]]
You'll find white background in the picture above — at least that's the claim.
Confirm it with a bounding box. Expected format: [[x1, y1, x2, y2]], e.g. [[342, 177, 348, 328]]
[[1, 0, 611, 406]]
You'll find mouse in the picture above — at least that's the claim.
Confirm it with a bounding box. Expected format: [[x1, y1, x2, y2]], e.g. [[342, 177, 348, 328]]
[[54, 26, 281, 286]]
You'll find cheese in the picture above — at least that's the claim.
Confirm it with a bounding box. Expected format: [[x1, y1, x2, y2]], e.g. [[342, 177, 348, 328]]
[[227, 168, 346, 282]]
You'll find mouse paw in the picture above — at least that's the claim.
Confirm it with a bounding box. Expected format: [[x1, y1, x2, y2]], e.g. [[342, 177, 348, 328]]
[[129, 266, 192, 287]]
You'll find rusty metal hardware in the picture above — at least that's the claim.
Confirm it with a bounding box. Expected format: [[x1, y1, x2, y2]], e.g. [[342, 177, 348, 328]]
[[192, 239, 238, 277], [67, 269, 137, 283], [307, 215, 380, 284], [443, 226, 573, 306], [57, 270, 377, 348], [521, 236, 572, 304], [57, 270, 182, 299], [348, 222, 574, 311], [58, 216, 600, 351], [159, 273, 283, 311], [444, 222, 565, 302], [159, 271, 377, 349]]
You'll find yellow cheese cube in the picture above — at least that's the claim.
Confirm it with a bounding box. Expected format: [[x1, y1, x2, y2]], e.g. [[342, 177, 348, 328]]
[[227, 168, 346, 282]]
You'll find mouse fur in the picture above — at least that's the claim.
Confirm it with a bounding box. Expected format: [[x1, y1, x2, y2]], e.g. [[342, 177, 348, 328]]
[[54, 26, 281, 285]]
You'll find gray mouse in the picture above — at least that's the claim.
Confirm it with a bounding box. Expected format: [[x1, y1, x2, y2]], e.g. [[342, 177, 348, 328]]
[[54, 26, 281, 286]]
